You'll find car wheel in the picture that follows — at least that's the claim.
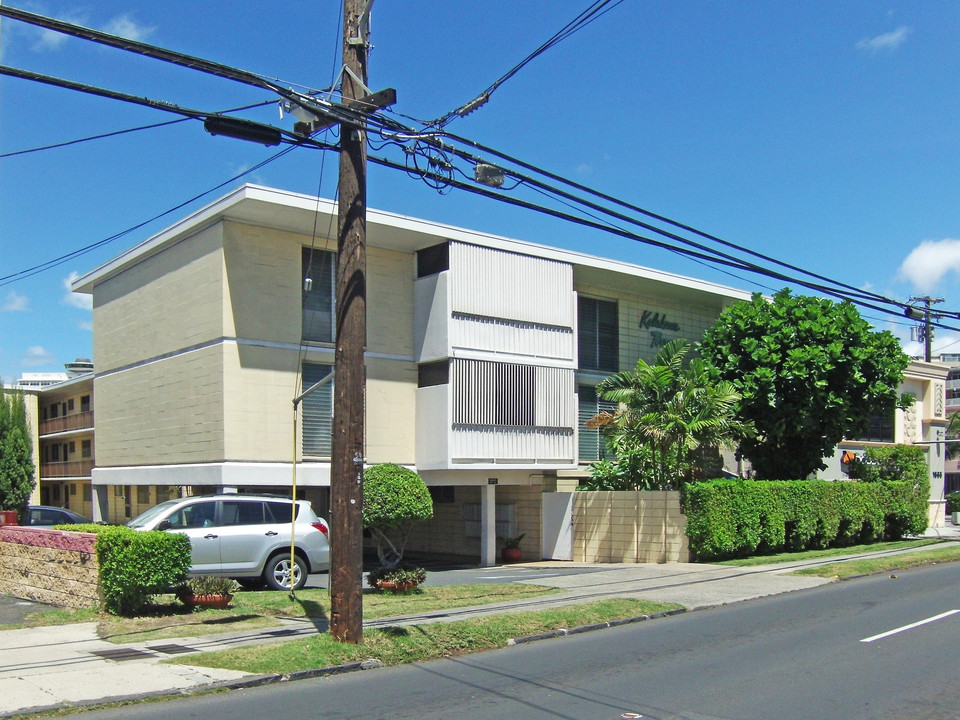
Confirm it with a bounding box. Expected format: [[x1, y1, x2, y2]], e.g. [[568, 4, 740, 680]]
[[263, 552, 307, 591]]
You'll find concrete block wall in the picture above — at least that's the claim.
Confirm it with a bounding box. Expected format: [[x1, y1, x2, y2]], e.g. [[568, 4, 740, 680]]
[[573, 491, 689, 563], [0, 527, 99, 609]]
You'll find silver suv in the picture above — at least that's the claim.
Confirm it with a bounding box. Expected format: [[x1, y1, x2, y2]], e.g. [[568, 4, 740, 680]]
[[128, 494, 330, 590]]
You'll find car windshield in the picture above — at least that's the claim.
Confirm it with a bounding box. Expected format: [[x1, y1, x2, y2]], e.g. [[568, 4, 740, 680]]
[[127, 500, 181, 528]]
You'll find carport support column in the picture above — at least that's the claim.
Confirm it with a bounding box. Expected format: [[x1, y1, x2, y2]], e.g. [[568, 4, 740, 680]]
[[480, 483, 497, 567], [92, 484, 109, 523]]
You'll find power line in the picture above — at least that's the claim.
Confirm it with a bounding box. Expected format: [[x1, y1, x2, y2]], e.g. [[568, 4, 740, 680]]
[[3, 3, 956, 333], [0, 99, 280, 159], [430, 0, 624, 128], [0, 144, 308, 287]]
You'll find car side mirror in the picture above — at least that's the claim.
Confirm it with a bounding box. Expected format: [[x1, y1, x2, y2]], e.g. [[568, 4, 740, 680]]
[[156, 520, 172, 531]]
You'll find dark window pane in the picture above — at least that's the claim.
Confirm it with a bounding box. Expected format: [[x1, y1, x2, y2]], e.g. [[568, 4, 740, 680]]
[[578, 297, 618, 371], [417, 242, 449, 277], [302, 248, 335, 343], [418, 361, 449, 387]]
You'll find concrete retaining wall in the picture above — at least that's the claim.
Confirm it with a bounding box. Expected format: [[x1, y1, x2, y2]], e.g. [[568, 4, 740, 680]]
[[0, 527, 100, 609], [573, 490, 689, 563]]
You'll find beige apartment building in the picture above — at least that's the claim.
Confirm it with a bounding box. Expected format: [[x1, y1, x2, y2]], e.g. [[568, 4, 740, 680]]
[[70, 184, 756, 563]]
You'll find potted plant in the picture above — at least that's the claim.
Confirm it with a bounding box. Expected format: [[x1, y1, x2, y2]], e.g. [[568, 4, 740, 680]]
[[176, 575, 240, 610], [500, 533, 525, 563], [366, 565, 427, 593]]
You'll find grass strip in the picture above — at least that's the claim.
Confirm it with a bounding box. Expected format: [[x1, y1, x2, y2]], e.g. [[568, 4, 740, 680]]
[[716, 538, 943, 567], [172, 598, 680, 674], [3, 584, 563, 643], [791, 544, 960, 579]]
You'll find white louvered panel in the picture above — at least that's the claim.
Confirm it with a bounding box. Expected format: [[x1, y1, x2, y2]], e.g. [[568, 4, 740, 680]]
[[450, 426, 576, 464], [452, 359, 575, 430], [450, 314, 575, 361], [450, 242, 574, 327], [534, 366, 576, 428]]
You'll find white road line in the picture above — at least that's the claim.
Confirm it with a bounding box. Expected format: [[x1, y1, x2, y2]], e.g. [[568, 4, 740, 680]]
[[861, 609, 960, 643]]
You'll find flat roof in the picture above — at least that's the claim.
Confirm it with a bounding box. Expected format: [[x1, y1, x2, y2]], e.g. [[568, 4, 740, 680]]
[[72, 184, 753, 306]]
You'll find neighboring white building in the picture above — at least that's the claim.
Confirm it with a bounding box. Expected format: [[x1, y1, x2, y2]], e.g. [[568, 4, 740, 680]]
[[10, 373, 69, 390], [70, 184, 753, 563], [818, 360, 950, 526]]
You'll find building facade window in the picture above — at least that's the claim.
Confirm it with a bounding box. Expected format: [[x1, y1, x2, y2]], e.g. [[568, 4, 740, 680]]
[[578, 384, 617, 461], [302, 248, 336, 343], [416, 242, 449, 278], [578, 297, 618, 372], [852, 413, 895, 443], [302, 362, 334, 457], [418, 360, 449, 387]]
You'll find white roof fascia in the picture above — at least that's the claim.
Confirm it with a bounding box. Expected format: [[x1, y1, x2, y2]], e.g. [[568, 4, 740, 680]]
[[71, 184, 752, 304]]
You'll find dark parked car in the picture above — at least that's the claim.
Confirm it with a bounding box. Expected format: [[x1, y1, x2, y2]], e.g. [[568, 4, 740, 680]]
[[23, 505, 92, 527]]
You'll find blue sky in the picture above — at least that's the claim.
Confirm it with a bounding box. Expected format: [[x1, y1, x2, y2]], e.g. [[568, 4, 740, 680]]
[[2, 1, 960, 383]]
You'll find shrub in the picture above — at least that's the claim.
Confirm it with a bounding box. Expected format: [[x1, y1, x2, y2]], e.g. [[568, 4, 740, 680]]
[[685, 478, 927, 561], [363, 463, 433, 568], [366, 564, 427, 592], [947, 491, 960, 515], [93, 526, 191, 615], [177, 575, 239, 598]]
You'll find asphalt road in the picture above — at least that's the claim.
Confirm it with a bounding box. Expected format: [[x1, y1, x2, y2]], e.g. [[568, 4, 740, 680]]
[[62, 561, 960, 720]]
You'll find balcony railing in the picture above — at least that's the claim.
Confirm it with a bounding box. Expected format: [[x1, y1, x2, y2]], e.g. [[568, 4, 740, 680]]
[[41, 459, 94, 479], [39, 411, 94, 436]]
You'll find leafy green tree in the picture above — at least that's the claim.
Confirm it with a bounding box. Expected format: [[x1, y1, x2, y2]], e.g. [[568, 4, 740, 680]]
[[587, 339, 749, 489], [0, 385, 36, 514], [699, 289, 909, 480], [362, 463, 433, 568]]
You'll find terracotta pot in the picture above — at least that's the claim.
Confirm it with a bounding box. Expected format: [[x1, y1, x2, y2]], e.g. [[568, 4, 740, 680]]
[[501, 547, 522, 563], [377, 581, 416, 592], [184, 593, 233, 610]]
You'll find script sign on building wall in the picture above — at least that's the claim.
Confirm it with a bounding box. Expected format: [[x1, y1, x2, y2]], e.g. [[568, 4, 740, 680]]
[[640, 310, 680, 348]]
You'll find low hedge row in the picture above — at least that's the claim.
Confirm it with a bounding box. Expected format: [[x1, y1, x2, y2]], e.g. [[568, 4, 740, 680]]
[[684, 479, 928, 561], [72, 524, 191, 615]]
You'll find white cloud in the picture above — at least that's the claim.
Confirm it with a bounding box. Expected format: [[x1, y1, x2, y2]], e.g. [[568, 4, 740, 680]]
[[103, 15, 156, 42], [934, 333, 960, 356], [32, 28, 70, 51], [856, 26, 912, 53], [897, 238, 960, 292], [22, 346, 55, 367], [63, 272, 93, 310], [2, 292, 28, 312]]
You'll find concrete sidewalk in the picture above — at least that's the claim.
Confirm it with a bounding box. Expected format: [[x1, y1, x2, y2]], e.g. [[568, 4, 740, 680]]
[[2, 532, 958, 718]]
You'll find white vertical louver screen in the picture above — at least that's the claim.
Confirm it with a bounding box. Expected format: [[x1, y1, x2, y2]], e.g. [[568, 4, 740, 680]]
[[449, 242, 574, 328], [451, 358, 574, 429]]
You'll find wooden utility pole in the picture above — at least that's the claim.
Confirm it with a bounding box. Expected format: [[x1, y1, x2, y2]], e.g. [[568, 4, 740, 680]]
[[329, 0, 369, 644], [907, 296, 944, 363]]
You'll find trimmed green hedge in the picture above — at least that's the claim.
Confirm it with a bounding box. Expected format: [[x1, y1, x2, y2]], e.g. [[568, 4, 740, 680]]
[[685, 478, 928, 561], [72, 524, 191, 615]]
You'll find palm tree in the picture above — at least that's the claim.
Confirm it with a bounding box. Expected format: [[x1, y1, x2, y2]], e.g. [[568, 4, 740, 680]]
[[588, 339, 750, 488], [946, 411, 960, 461]]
